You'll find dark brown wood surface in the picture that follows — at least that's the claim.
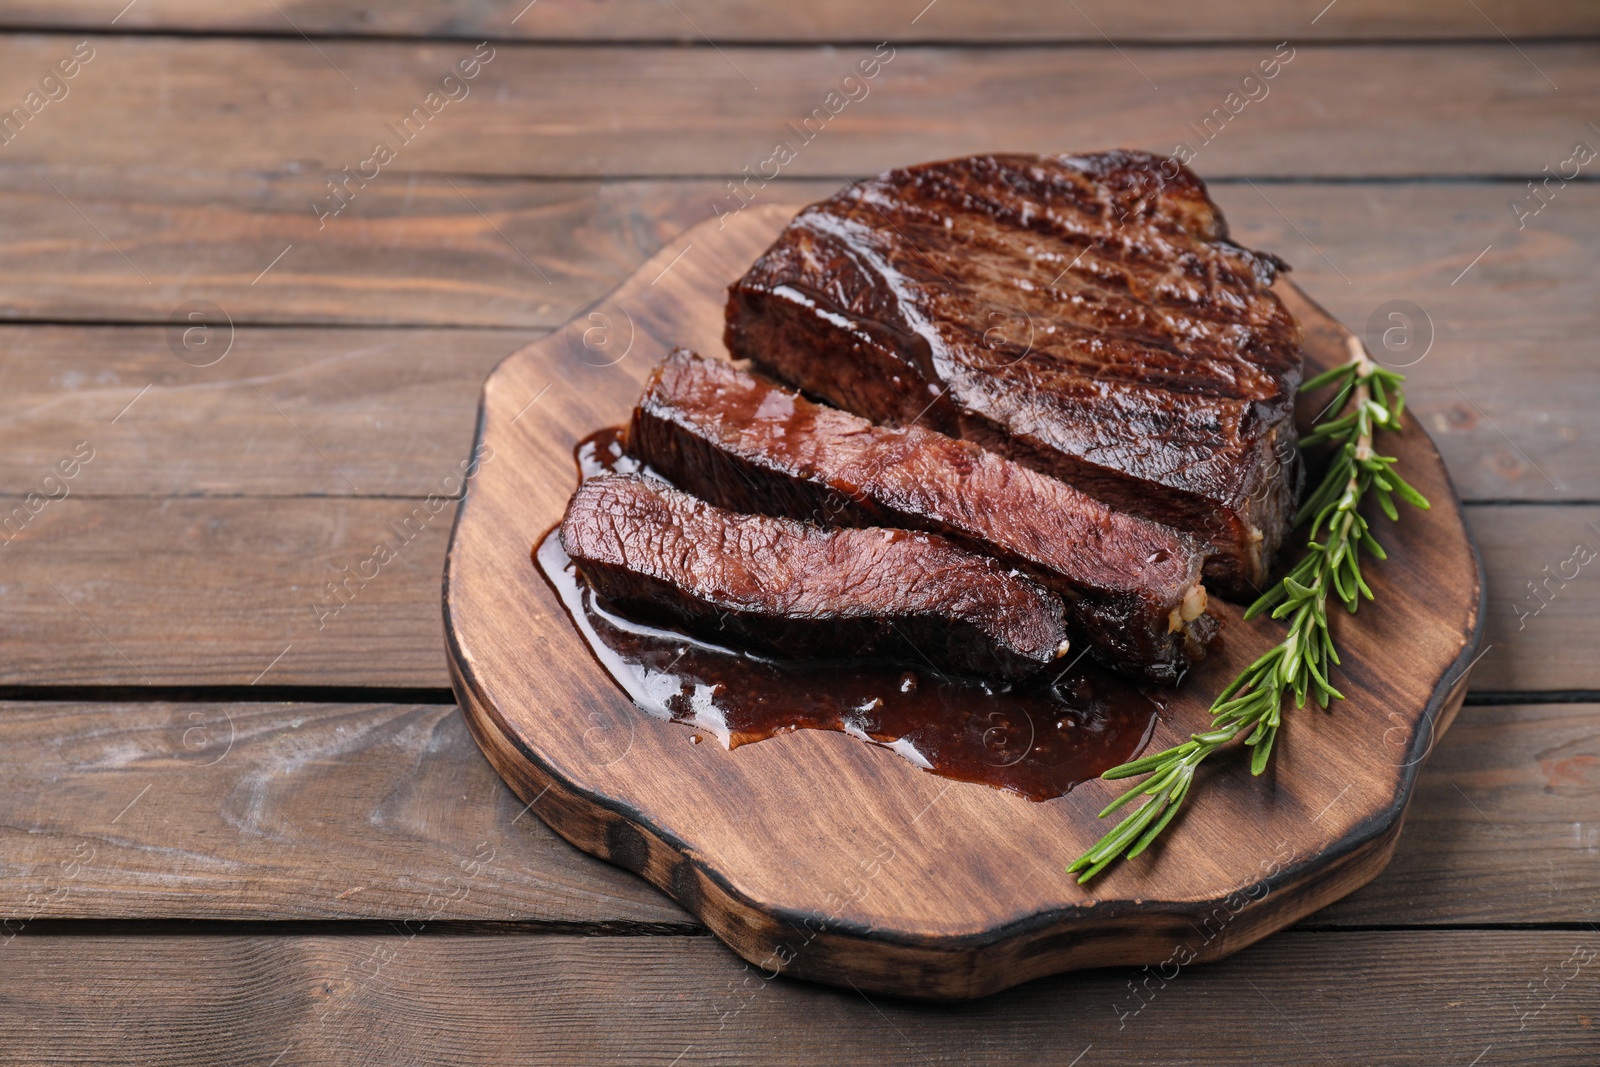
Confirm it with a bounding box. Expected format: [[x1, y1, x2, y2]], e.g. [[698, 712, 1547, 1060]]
[[0, 6, 1595, 1060], [0, 931, 1591, 1066], [0, 39, 1595, 177], [4, 0, 1598, 41]]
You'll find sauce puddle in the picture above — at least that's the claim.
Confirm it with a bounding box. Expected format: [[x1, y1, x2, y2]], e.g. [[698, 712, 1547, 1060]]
[[535, 428, 1163, 802]]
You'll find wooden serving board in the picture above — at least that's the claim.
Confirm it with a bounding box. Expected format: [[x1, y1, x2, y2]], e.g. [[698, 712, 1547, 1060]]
[[443, 203, 1485, 999]]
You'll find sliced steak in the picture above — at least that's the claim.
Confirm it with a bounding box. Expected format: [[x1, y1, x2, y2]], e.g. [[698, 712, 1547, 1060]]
[[630, 349, 1215, 683], [724, 150, 1303, 597], [558, 473, 1071, 681]]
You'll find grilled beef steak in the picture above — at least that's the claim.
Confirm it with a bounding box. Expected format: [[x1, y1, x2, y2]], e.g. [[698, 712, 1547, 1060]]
[[724, 150, 1303, 596], [630, 349, 1215, 683], [558, 473, 1071, 681]]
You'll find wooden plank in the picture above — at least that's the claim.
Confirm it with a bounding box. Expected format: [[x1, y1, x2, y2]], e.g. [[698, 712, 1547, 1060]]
[[0, 499, 1591, 691], [1316, 702, 1600, 926], [0, 701, 689, 926], [0, 930, 1592, 1064], [1207, 183, 1600, 509], [4, 173, 1597, 349], [0, 178, 1595, 502], [0, 39, 1594, 177], [0, 498, 456, 688], [0, 171, 734, 328], [1471, 506, 1600, 694], [2, 1, 1594, 42], [0, 701, 1590, 928], [0, 326, 538, 497]]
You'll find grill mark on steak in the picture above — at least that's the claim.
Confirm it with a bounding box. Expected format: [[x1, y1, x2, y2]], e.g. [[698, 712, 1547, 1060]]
[[725, 150, 1304, 596], [558, 473, 1072, 682], [628, 349, 1216, 684]]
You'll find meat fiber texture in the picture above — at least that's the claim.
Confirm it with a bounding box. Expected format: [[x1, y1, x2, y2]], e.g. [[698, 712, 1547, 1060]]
[[725, 150, 1304, 597], [559, 473, 1072, 681], [630, 348, 1216, 684]]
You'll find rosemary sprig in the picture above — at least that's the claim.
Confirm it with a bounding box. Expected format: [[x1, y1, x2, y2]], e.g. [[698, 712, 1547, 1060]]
[[1067, 337, 1429, 883]]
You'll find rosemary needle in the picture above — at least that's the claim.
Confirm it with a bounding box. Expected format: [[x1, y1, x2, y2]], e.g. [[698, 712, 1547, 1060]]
[[1068, 337, 1429, 883]]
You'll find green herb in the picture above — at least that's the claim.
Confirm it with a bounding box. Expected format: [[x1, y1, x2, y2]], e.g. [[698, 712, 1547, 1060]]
[[1068, 338, 1429, 883]]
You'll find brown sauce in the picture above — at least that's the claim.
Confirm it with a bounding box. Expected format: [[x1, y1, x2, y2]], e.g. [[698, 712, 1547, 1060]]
[[576, 426, 643, 481], [538, 428, 1163, 802]]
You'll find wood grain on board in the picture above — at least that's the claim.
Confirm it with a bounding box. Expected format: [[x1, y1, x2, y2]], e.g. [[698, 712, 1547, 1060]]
[[442, 205, 1483, 996], [0, 701, 1592, 927], [0, 930, 1592, 1066], [0, 39, 1592, 177], [2, 0, 1594, 42]]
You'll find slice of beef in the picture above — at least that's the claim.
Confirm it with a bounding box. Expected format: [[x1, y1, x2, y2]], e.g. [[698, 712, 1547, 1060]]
[[558, 473, 1071, 681], [724, 150, 1303, 597], [629, 349, 1215, 684]]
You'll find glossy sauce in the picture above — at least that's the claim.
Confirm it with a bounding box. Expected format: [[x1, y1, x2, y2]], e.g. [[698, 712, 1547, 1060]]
[[539, 428, 1163, 802]]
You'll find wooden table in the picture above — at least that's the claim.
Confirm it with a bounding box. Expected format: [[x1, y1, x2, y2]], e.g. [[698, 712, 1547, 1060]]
[[1, 4, 1596, 1063]]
